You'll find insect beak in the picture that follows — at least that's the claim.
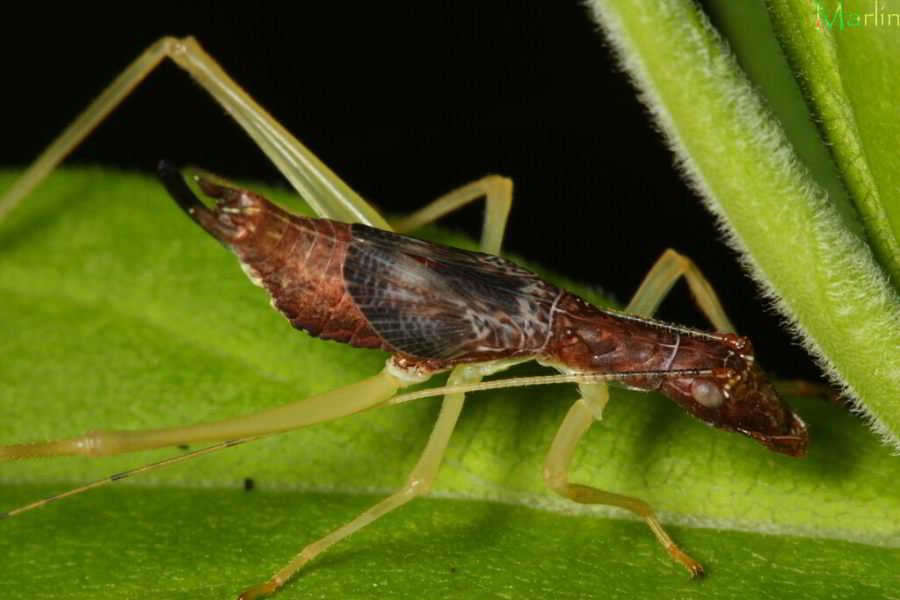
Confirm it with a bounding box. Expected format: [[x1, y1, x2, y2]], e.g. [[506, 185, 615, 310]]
[[738, 412, 809, 458], [157, 160, 241, 244]]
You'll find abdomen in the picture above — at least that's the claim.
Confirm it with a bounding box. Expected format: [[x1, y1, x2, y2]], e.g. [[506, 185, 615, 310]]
[[229, 205, 387, 350]]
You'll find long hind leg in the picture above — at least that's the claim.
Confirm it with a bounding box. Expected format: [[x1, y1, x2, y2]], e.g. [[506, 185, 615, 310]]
[[0, 371, 407, 460], [237, 176, 518, 597], [238, 362, 514, 600], [0, 36, 386, 228]]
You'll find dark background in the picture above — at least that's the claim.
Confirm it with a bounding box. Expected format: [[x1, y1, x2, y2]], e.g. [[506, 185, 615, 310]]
[[0, 2, 823, 380]]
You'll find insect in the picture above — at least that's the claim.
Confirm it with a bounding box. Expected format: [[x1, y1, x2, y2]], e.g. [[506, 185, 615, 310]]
[[1, 37, 808, 599]]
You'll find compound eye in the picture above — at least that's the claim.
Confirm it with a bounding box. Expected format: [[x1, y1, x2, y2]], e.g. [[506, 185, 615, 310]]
[[691, 380, 725, 408]]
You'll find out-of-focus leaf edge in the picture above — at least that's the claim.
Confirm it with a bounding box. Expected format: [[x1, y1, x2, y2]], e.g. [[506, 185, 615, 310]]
[[588, 0, 900, 450], [765, 0, 900, 292]]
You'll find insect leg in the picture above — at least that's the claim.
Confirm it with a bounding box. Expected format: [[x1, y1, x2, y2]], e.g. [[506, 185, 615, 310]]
[[628, 250, 826, 399], [238, 364, 499, 600], [0, 371, 405, 459], [0, 37, 387, 228], [537, 249, 724, 573], [541, 385, 703, 577], [627, 248, 735, 332], [390, 175, 513, 254]]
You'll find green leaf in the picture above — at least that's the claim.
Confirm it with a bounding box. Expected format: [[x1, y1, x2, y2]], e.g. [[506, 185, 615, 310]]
[[0, 170, 897, 598], [586, 0, 900, 449]]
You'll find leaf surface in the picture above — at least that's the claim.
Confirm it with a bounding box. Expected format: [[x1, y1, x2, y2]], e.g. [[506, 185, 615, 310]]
[[0, 171, 897, 599]]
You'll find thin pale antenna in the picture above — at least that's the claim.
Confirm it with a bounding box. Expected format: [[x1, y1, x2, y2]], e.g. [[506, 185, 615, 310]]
[[0, 367, 717, 519], [386, 367, 718, 405], [0, 435, 267, 520]]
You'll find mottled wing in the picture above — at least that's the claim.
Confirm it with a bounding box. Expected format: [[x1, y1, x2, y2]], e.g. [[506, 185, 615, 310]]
[[343, 224, 560, 360]]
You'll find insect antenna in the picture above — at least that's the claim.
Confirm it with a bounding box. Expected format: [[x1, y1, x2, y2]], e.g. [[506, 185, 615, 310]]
[[386, 367, 718, 405], [0, 367, 715, 520], [0, 435, 269, 520]]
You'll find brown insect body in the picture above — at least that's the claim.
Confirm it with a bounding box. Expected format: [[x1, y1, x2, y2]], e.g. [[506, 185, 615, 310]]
[[173, 177, 807, 458], [192, 179, 387, 350], [546, 295, 808, 456]]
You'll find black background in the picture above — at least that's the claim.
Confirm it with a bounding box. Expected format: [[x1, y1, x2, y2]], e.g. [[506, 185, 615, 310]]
[[0, 2, 822, 380]]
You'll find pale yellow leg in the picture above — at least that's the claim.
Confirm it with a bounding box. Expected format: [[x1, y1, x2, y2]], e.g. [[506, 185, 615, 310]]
[[0, 371, 406, 459], [238, 363, 505, 600], [541, 386, 703, 577], [236, 176, 516, 596], [538, 253, 729, 576], [390, 175, 513, 255], [629, 249, 826, 395], [628, 248, 735, 333], [0, 36, 387, 228]]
